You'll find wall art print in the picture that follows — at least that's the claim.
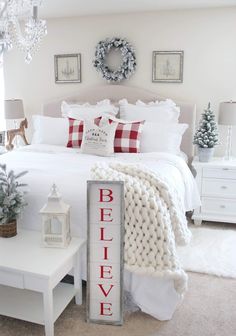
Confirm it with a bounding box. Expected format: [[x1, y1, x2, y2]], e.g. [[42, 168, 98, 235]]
[[152, 50, 184, 83], [54, 53, 81, 83]]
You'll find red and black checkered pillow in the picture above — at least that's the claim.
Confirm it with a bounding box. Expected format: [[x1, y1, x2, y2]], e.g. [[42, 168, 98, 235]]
[[67, 117, 144, 153]]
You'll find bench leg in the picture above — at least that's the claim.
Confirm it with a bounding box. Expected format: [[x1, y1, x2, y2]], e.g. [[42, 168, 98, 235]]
[[74, 252, 83, 305], [43, 289, 54, 336], [194, 219, 202, 226]]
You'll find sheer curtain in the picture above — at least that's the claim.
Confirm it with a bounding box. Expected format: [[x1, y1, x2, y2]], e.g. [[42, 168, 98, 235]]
[[0, 54, 5, 131]]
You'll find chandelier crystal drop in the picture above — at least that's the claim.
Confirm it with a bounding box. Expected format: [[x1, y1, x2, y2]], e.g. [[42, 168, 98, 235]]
[[0, 0, 47, 63]]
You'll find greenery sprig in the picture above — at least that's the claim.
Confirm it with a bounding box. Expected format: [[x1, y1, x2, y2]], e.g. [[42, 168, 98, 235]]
[[0, 164, 28, 225]]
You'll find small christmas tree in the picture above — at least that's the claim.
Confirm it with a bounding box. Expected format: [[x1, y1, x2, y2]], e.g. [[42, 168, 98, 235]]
[[193, 103, 219, 148]]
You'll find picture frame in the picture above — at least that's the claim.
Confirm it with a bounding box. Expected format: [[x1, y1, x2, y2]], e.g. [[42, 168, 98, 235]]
[[87, 180, 124, 326], [152, 50, 184, 83], [0, 131, 5, 146], [54, 53, 81, 83]]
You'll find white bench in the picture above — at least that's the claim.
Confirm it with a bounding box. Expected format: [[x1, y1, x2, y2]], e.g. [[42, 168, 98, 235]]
[[0, 229, 85, 336]]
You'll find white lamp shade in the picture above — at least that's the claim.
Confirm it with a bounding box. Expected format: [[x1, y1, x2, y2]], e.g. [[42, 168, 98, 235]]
[[4, 99, 24, 120], [218, 101, 236, 126]]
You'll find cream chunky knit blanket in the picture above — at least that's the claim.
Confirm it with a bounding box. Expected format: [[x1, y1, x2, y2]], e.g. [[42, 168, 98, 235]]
[[91, 162, 192, 294]]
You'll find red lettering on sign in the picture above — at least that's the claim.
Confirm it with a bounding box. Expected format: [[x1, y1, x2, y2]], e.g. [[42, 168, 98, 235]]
[[100, 208, 113, 222], [100, 227, 113, 241], [100, 265, 113, 279], [100, 302, 113, 316], [98, 284, 114, 297], [103, 246, 109, 260], [99, 189, 113, 202]]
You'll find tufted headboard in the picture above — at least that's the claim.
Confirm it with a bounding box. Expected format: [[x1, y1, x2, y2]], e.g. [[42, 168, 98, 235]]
[[43, 85, 196, 160]]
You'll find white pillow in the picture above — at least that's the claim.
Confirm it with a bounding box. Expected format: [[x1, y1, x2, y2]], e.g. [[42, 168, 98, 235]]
[[31, 115, 68, 146], [61, 99, 118, 120], [81, 117, 117, 156], [119, 99, 180, 123], [141, 122, 188, 154]]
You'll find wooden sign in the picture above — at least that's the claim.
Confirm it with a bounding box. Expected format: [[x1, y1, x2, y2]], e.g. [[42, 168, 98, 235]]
[[87, 181, 124, 325]]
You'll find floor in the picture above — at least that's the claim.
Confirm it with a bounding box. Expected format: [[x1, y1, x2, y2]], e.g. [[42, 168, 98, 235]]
[[0, 222, 236, 336]]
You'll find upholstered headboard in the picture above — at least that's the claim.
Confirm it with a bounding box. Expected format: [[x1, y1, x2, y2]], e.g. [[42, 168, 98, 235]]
[[43, 85, 196, 160]]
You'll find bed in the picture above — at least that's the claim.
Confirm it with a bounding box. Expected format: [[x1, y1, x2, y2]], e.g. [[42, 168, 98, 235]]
[[1, 85, 200, 321]]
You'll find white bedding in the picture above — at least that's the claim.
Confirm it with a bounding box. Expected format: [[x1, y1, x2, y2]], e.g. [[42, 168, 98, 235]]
[[0, 144, 200, 320]]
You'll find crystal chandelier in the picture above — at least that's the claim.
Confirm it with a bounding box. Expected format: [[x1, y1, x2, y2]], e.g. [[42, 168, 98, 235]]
[[0, 0, 47, 63]]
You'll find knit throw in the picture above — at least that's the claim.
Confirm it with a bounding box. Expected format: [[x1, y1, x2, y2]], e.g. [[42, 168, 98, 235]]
[[91, 162, 192, 294]]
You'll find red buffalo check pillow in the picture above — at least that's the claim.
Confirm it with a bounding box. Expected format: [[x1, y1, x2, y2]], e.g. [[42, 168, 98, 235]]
[[67, 117, 102, 148], [67, 116, 144, 153], [67, 118, 84, 148], [113, 120, 144, 153]]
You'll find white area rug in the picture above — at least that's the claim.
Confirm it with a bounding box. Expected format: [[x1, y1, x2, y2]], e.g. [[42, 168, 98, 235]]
[[177, 227, 236, 278]]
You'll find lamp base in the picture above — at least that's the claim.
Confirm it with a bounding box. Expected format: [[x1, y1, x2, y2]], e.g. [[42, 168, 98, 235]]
[[224, 125, 233, 161], [222, 156, 235, 161], [6, 118, 29, 151]]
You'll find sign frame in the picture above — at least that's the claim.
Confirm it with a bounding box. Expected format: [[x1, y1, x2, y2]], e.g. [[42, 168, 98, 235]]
[[86, 180, 124, 326]]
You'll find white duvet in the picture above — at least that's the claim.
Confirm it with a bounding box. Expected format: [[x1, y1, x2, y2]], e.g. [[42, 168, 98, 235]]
[[0, 144, 200, 320]]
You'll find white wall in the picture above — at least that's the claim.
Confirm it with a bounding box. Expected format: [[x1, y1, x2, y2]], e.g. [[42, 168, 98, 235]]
[[3, 7, 236, 155]]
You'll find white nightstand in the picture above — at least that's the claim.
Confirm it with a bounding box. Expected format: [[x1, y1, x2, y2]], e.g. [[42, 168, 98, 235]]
[[0, 229, 85, 336], [192, 157, 236, 225]]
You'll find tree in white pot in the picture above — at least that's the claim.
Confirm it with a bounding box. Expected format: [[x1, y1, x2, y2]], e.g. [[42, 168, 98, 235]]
[[193, 103, 219, 162], [0, 164, 27, 237]]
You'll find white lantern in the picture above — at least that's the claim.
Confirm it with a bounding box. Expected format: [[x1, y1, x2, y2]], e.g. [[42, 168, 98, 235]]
[[40, 184, 71, 248]]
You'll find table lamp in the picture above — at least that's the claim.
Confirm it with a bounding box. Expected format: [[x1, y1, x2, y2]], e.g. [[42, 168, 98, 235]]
[[218, 101, 236, 160], [4, 99, 29, 150]]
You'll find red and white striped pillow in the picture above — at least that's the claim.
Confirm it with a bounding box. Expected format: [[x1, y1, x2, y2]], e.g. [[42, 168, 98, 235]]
[[67, 117, 144, 153]]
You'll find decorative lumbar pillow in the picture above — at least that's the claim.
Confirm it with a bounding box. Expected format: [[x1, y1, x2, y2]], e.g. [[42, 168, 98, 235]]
[[81, 118, 118, 156], [61, 100, 118, 119], [119, 99, 180, 123], [31, 115, 68, 146], [140, 122, 188, 154]]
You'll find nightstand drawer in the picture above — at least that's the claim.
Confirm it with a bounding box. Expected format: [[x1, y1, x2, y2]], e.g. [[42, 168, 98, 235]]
[[202, 179, 236, 198], [201, 197, 236, 215], [203, 167, 236, 179]]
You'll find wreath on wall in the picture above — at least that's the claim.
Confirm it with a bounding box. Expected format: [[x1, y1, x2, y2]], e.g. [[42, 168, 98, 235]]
[[93, 37, 136, 83]]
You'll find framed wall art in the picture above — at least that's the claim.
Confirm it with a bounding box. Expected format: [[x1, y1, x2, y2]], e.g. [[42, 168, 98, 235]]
[[54, 53, 81, 83], [87, 181, 124, 325], [152, 50, 184, 83]]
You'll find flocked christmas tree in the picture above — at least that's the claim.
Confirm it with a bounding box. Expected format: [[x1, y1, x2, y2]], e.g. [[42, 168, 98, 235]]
[[193, 103, 219, 148]]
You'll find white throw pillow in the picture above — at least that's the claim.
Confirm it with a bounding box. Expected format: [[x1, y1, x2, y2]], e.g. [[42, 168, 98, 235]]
[[119, 99, 180, 123], [81, 118, 118, 156], [141, 122, 188, 154], [31, 115, 68, 146], [61, 99, 118, 120]]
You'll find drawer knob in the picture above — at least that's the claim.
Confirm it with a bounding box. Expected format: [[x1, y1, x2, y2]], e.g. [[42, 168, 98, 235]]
[[221, 186, 227, 189], [220, 205, 226, 209], [222, 168, 229, 171]]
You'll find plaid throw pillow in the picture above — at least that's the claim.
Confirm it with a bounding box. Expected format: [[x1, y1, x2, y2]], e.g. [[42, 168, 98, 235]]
[[67, 118, 84, 148], [67, 117, 144, 152], [67, 117, 101, 148], [114, 120, 144, 153]]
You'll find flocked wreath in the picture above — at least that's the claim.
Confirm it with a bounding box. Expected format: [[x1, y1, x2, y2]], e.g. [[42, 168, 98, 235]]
[[93, 37, 136, 83]]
